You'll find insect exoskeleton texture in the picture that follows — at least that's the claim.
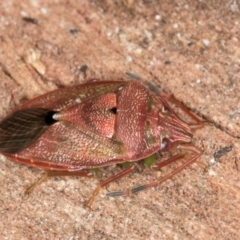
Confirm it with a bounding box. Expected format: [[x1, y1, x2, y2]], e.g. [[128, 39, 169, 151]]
[[0, 80, 203, 207]]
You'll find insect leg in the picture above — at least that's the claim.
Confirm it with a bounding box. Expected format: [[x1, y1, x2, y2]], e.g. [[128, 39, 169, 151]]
[[84, 165, 136, 208], [162, 93, 206, 129], [107, 144, 202, 197], [25, 171, 93, 194], [151, 153, 186, 170]]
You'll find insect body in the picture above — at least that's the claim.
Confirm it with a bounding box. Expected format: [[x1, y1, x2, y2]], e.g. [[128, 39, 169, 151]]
[[0, 80, 202, 206]]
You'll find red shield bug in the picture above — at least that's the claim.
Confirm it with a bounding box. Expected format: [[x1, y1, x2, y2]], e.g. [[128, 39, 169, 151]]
[[0, 80, 203, 207]]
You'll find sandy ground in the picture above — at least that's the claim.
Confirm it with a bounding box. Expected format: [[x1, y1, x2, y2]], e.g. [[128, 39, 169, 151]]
[[0, 1, 239, 239]]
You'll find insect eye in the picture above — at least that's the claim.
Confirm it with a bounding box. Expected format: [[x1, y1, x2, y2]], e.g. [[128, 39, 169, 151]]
[[161, 137, 170, 151]]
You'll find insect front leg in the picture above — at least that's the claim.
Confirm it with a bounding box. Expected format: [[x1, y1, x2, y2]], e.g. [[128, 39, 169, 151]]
[[161, 93, 207, 129], [106, 144, 202, 197], [125, 72, 206, 129]]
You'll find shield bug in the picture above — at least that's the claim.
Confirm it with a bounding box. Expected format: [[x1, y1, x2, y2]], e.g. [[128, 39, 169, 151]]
[[0, 80, 203, 207]]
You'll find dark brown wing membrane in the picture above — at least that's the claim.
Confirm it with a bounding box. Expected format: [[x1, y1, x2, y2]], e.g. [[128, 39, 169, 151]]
[[0, 109, 57, 154]]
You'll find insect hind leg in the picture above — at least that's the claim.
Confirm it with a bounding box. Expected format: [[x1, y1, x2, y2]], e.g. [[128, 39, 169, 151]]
[[84, 165, 136, 208], [25, 171, 93, 195]]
